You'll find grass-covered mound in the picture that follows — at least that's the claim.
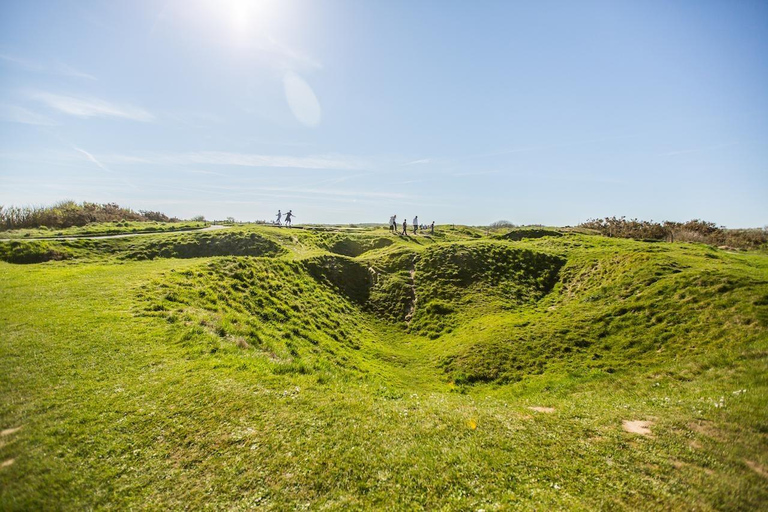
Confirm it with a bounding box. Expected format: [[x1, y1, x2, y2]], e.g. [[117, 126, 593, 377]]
[[0, 220, 207, 240], [138, 257, 377, 378], [0, 229, 284, 263], [495, 228, 563, 241], [116, 230, 284, 260], [0, 240, 73, 264], [315, 232, 395, 257], [1, 223, 767, 509], [409, 243, 565, 337], [439, 245, 768, 384]]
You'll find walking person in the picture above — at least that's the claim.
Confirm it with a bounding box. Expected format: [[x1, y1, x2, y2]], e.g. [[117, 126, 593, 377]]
[[389, 215, 397, 233], [275, 209, 282, 226], [430, 221, 435, 235], [402, 218, 408, 236], [413, 215, 418, 234], [285, 210, 295, 227]]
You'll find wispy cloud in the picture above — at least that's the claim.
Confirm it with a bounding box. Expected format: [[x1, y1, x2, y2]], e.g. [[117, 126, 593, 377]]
[[73, 146, 138, 189], [101, 151, 367, 170], [466, 134, 638, 160], [30, 92, 154, 121], [247, 136, 317, 148], [73, 147, 115, 174], [0, 53, 96, 80], [0, 53, 42, 71], [402, 158, 432, 166], [186, 169, 228, 177], [660, 142, 738, 157], [306, 173, 373, 188], [54, 63, 97, 81], [452, 169, 500, 177], [259, 186, 409, 201], [0, 104, 57, 126]]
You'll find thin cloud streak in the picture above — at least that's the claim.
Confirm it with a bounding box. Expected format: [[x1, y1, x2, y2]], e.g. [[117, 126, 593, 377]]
[[257, 186, 410, 201], [73, 146, 115, 174], [102, 151, 368, 170], [73, 146, 138, 189], [30, 92, 154, 121], [465, 134, 638, 160], [53, 63, 97, 80], [452, 170, 500, 177], [660, 142, 739, 157], [168, 181, 413, 201], [402, 158, 432, 166], [306, 172, 373, 188], [0, 104, 57, 126], [0, 53, 96, 80]]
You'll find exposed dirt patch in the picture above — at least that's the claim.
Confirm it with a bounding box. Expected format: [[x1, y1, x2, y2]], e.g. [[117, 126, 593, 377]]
[[688, 421, 726, 441], [622, 420, 653, 435], [1, 459, 15, 468], [529, 406, 555, 413], [1, 427, 22, 436], [745, 460, 768, 479]]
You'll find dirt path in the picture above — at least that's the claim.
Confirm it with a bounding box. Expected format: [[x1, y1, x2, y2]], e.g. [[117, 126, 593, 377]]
[[0, 224, 230, 242]]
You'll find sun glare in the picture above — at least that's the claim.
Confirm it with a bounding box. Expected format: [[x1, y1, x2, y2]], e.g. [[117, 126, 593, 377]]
[[218, 0, 274, 35]]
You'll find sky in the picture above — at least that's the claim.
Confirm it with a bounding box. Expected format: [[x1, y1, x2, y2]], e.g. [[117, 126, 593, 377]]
[[0, 0, 766, 227]]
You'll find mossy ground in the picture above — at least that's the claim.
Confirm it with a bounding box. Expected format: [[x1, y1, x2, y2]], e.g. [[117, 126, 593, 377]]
[[1, 225, 766, 509]]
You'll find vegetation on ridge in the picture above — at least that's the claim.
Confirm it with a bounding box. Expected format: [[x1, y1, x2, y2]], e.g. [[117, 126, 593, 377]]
[[0, 200, 194, 231], [579, 216, 768, 249]]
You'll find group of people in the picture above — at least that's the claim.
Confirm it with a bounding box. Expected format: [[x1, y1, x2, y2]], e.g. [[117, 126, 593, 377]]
[[274, 209, 295, 227], [389, 215, 435, 236], [271, 210, 433, 234]]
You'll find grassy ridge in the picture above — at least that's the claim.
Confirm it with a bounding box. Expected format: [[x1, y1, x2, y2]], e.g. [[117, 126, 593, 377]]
[[0, 229, 283, 263], [1, 225, 767, 509], [0, 221, 208, 240]]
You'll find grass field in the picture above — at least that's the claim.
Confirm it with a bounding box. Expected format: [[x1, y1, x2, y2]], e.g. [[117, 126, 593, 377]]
[[1, 225, 766, 510]]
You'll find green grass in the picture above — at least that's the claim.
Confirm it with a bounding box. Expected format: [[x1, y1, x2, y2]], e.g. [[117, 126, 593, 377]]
[[1, 224, 766, 509], [0, 220, 208, 240]]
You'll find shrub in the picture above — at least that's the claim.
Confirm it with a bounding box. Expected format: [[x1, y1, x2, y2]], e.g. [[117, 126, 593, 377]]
[[0, 201, 177, 230], [579, 217, 767, 249]]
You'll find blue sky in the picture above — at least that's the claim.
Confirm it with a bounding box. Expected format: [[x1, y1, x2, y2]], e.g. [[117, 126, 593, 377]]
[[1, 0, 766, 226]]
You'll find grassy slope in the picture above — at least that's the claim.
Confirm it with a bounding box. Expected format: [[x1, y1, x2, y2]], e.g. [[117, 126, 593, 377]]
[[1, 225, 766, 510], [0, 221, 208, 240]]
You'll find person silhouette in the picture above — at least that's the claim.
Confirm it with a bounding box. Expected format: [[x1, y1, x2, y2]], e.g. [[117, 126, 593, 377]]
[[413, 215, 418, 234], [275, 210, 282, 226], [402, 218, 408, 236], [430, 221, 435, 235], [284, 210, 295, 227]]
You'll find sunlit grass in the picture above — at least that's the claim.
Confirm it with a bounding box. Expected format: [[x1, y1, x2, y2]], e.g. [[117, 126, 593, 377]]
[[1, 225, 766, 509]]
